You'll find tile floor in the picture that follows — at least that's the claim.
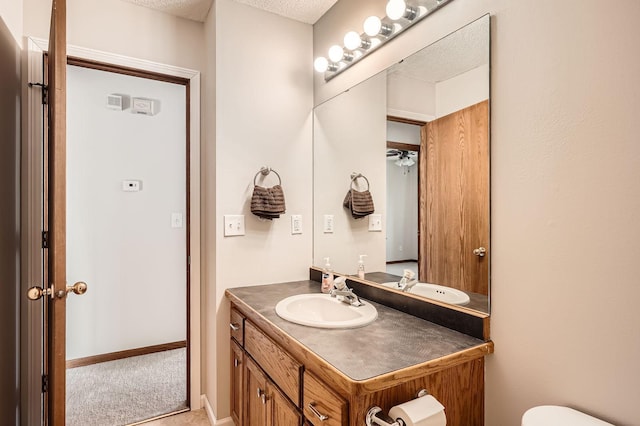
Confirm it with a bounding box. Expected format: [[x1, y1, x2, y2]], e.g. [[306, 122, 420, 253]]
[[142, 409, 211, 425]]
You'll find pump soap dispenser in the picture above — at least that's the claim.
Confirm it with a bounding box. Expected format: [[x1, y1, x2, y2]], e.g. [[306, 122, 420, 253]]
[[321, 257, 334, 293], [357, 254, 367, 279]]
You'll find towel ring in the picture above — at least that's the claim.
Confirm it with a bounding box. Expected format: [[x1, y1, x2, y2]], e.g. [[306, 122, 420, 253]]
[[350, 172, 370, 191], [254, 166, 282, 186]]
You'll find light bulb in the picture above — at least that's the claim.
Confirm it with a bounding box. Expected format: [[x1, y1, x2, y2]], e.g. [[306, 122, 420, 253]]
[[328, 45, 344, 63], [314, 57, 329, 73], [386, 0, 407, 20], [344, 31, 362, 50], [363, 16, 382, 37]]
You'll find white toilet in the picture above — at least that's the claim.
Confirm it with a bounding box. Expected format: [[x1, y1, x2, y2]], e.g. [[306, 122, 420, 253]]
[[522, 405, 614, 426]]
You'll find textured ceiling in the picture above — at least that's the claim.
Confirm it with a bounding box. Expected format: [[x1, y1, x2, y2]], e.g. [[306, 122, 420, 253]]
[[122, 0, 214, 22], [122, 0, 338, 23], [233, 0, 339, 24], [388, 16, 490, 83]]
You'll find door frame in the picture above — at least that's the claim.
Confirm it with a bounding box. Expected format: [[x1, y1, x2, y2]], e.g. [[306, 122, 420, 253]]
[[22, 36, 202, 421]]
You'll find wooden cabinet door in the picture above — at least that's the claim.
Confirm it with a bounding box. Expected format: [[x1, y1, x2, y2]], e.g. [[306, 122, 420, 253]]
[[420, 100, 489, 295], [268, 384, 301, 426], [245, 356, 268, 426], [231, 341, 244, 426]]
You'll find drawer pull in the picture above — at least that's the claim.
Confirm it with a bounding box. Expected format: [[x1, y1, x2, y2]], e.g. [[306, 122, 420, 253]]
[[257, 388, 266, 404], [308, 402, 329, 421], [230, 322, 240, 331]]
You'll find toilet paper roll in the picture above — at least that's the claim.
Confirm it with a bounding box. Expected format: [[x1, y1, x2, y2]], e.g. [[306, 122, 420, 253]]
[[388, 395, 446, 426]]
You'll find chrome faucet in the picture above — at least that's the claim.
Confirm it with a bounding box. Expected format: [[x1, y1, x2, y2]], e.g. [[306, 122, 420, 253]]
[[330, 277, 364, 307], [401, 278, 418, 293], [397, 269, 418, 293]]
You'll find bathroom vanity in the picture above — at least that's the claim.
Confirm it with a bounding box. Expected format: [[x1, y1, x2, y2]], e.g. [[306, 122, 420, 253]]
[[226, 278, 493, 426]]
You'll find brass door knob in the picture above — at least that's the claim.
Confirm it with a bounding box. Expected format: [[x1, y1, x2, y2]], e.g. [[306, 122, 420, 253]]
[[27, 282, 87, 300], [473, 247, 487, 257], [67, 281, 88, 296], [27, 286, 53, 301]]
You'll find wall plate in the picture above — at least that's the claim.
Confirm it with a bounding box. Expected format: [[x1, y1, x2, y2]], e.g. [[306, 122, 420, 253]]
[[368, 214, 382, 232], [224, 215, 245, 236]]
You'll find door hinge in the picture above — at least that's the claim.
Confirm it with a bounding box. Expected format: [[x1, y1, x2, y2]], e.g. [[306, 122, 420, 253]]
[[187, 255, 191, 266], [28, 82, 48, 105], [41, 231, 49, 249], [41, 374, 49, 393]]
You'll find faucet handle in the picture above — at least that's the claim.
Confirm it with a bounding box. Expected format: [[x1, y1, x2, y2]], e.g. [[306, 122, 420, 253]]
[[333, 276, 347, 291]]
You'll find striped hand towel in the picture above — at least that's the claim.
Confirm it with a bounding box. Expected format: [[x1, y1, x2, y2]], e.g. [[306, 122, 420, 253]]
[[343, 189, 375, 219], [251, 185, 286, 220]]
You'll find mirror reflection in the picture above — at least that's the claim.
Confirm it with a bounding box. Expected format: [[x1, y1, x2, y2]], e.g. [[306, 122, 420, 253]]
[[313, 15, 491, 314]]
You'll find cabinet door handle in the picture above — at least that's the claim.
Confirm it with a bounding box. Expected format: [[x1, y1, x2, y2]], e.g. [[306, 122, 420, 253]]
[[257, 388, 266, 404], [229, 322, 240, 331], [308, 402, 329, 421], [234, 358, 240, 368]]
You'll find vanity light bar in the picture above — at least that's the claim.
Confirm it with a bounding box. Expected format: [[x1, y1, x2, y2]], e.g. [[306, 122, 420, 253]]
[[314, 0, 456, 81]]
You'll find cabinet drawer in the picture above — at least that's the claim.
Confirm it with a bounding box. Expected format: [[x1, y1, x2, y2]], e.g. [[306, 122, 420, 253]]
[[230, 308, 245, 345], [245, 321, 302, 406], [303, 372, 348, 426]]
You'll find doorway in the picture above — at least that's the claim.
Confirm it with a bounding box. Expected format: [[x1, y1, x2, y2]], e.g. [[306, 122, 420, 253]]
[[385, 117, 423, 278], [64, 59, 190, 425], [22, 35, 202, 424]]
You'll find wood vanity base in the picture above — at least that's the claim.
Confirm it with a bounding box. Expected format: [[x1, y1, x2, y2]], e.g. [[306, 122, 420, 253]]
[[228, 295, 490, 426], [350, 358, 484, 426]]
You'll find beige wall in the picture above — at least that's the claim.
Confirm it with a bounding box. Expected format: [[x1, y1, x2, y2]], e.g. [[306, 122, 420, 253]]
[[315, 0, 640, 425], [207, 0, 313, 419], [23, 0, 205, 72]]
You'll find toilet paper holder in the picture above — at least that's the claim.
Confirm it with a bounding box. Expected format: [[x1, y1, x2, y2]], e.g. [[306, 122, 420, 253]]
[[365, 389, 430, 426]]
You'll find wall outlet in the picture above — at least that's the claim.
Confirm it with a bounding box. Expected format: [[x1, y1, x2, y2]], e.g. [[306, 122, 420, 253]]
[[291, 215, 302, 235], [368, 214, 382, 232], [224, 215, 245, 236], [323, 215, 334, 233]]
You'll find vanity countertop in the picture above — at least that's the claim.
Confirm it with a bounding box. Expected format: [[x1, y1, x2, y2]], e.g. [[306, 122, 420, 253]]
[[226, 280, 493, 384]]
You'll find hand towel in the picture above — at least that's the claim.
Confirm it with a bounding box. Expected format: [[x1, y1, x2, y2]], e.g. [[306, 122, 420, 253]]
[[251, 184, 286, 220], [343, 189, 375, 219]]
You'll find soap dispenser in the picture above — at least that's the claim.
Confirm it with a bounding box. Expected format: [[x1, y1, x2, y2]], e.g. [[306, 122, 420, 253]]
[[321, 257, 334, 293], [357, 254, 367, 279]]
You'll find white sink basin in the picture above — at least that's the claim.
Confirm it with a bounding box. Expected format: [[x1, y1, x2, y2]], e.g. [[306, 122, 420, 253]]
[[382, 282, 470, 305], [275, 293, 378, 329]]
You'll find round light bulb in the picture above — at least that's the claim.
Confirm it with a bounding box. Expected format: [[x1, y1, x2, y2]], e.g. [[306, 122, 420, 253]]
[[328, 45, 344, 63], [386, 0, 407, 20], [363, 16, 382, 37], [344, 31, 362, 51], [314, 57, 329, 73]]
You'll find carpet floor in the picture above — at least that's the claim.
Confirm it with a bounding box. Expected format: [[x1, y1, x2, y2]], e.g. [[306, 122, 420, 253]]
[[66, 348, 188, 426]]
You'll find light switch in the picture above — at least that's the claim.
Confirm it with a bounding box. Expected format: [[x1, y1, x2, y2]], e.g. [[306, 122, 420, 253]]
[[368, 214, 382, 232], [171, 213, 183, 228], [291, 215, 302, 235], [224, 215, 245, 236], [323, 215, 334, 233]]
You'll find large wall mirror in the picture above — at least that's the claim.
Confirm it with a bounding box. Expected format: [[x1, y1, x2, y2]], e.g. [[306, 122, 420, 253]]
[[313, 15, 491, 314]]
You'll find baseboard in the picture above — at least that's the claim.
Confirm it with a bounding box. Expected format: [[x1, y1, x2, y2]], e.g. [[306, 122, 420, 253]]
[[201, 394, 234, 426], [66, 340, 187, 369]]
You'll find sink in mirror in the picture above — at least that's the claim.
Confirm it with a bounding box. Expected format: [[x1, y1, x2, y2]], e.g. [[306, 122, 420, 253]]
[[275, 293, 378, 329], [381, 282, 471, 306], [313, 15, 491, 315]]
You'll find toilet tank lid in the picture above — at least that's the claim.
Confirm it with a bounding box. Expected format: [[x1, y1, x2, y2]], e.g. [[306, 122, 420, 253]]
[[522, 406, 614, 426]]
